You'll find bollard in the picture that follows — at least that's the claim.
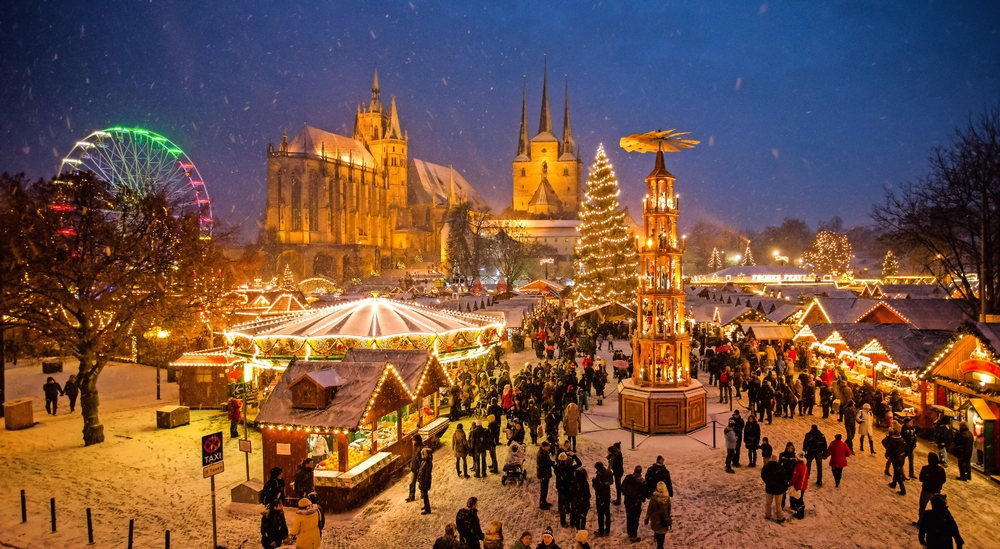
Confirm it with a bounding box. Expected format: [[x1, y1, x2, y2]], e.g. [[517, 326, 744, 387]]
[[165, 530, 170, 549], [86, 508, 94, 544], [50, 498, 56, 532], [729, 388, 733, 412], [20, 490, 26, 523], [712, 420, 717, 448], [630, 419, 636, 449], [128, 518, 134, 549]]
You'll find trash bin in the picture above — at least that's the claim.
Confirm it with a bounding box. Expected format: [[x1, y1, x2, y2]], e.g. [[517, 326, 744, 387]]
[[4, 398, 34, 430]]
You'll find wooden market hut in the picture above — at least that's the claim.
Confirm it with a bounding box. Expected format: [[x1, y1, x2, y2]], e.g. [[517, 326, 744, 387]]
[[170, 348, 245, 409], [920, 323, 1000, 476], [255, 349, 453, 511]]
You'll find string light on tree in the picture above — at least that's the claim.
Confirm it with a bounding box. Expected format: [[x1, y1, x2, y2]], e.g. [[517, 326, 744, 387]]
[[803, 231, 852, 275], [708, 247, 723, 271], [882, 250, 899, 276], [741, 241, 755, 266], [572, 144, 639, 310]]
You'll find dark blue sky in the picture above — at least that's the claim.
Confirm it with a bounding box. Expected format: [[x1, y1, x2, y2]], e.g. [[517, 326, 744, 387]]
[[2, 1, 998, 240]]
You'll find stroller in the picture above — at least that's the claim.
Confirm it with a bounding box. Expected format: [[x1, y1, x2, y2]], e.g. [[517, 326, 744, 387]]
[[500, 442, 528, 486]]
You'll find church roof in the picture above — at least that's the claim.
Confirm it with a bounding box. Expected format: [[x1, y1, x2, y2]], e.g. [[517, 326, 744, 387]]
[[287, 126, 374, 166], [527, 177, 562, 210], [531, 131, 559, 143], [408, 159, 491, 210]]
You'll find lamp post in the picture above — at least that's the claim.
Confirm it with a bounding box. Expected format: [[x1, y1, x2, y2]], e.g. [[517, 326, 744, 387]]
[[144, 328, 170, 400]]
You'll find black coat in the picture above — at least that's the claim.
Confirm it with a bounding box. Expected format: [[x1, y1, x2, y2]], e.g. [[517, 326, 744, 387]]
[[882, 433, 908, 467], [418, 454, 433, 491], [803, 429, 828, 458], [43, 382, 63, 400], [470, 426, 489, 454], [536, 448, 554, 480], [953, 429, 975, 461], [919, 505, 964, 548], [591, 468, 614, 500], [259, 477, 285, 506], [778, 450, 797, 482], [621, 472, 647, 506], [608, 448, 624, 476], [644, 464, 673, 497], [63, 380, 80, 398], [456, 507, 484, 542], [743, 421, 761, 450], [411, 442, 425, 473], [293, 464, 314, 496], [760, 460, 787, 495], [569, 473, 591, 514], [555, 455, 582, 493], [260, 507, 288, 549]]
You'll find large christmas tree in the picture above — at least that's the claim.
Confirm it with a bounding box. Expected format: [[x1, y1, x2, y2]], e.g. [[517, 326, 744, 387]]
[[573, 145, 639, 310]]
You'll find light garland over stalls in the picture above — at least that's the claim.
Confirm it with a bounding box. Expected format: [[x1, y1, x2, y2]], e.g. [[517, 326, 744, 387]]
[[573, 144, 639, 310], [360, 363, 417, 426]]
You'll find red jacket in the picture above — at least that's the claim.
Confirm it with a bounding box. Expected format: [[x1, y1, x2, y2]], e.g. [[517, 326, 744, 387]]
[[227, 398, 242, 421], [790, 461, 808, 492], [824, 439, 852, 468]]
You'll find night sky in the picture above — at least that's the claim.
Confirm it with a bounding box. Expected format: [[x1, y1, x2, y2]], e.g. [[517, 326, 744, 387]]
[[2, 1, 998, 241]]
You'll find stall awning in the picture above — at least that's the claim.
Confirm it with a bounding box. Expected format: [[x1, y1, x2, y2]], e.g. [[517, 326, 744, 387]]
[[971, 398, 997, 421], [934, 379, 1000, 408]]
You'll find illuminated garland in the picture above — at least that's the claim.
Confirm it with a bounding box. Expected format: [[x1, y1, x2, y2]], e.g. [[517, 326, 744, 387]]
[[882, 250, 899, 277], [573, 144, 639, 309], [742, 242, 755, 266], [803, 231, 852, 275], [708, 248, 723, 271]]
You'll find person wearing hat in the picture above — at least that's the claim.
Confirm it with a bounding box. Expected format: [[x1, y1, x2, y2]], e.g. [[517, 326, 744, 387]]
[[456, 497, 484, 549], [621, 465, 647, 542], [882, 424, 909, 495], [643, 481, 672, 549], [509, 531, 532, 549], [288, 497, 321, 549], [555, 451, 582, 527], [857, 402, 876, 454], [572, 529, 591, 549], [433, 523, 463, 549], [406, 434, 425, 502], [259, 467, 285, 506], [537, 527, 560, 548], [788, 452, 809, 520]]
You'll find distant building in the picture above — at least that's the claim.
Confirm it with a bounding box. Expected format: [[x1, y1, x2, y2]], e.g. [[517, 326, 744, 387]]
[[263, 70, 488, 282]]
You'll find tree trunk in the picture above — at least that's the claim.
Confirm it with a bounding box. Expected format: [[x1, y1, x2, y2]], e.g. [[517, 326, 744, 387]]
[[77, 354, 106, 445]]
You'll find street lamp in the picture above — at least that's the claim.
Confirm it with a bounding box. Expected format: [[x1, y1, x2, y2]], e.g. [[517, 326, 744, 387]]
[[144, 327, 170, 400]]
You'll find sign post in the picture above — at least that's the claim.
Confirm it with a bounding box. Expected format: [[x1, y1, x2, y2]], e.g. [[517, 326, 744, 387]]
[[201, 431, 224, 548]]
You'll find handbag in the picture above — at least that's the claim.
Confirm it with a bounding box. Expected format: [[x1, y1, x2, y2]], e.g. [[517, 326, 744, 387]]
[[788, 488, 802, 499]]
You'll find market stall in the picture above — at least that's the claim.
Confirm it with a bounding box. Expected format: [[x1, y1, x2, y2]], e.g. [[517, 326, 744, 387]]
[[255, 348, 453, 511], [169, 348, 246, 409], [921, 324, 1000, 476]]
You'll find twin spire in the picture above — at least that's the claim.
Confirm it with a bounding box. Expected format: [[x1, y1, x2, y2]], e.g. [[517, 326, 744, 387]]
[[517, 55, 575, 158]]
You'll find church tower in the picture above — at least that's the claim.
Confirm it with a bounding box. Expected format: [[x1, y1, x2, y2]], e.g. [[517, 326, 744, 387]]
[[511, 57, 583, 217], [355, 69, 408, 211]]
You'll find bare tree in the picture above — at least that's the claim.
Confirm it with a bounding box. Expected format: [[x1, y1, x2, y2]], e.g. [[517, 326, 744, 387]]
[[0, 174, 36, 417], [872, 104, 1000, 319], [8, 172, 196, 445], [444, 202, 493, 285], [487, 220, 543, 288]]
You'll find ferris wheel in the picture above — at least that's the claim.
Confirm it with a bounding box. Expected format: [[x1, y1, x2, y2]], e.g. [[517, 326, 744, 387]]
[[60, 127, 213, 238]]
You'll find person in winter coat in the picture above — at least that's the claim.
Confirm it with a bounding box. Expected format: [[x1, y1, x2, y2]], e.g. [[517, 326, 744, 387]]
[[643, 481, 672, 549], [227, 397, 243, 438], [857, 403, 876, 454], [901, 418, 919, 479], [644, 456, 673, 498], [760, 455, 786, 522], [453, 424, 470, 478], [482, 520, 503, 549], [572, 529, 591, 549], [260, 500, 289, 549], [569, 468, 591, 530], [470, 421, 489, 477], [418, 447, 434, 514], [744, 414, 762, 467], [537, 441, 555, 509], [730, 410, 746, 465], [935, 417, 954, 468], [758, 380, 775, 424], [819, 382, 833, 419], [802, 425, 828, 487], [724, 421, 738, 473], [64, 374, 80, 413], [433, 523, 464, 549], [953, 422, 975, 482], [823, 433, 852, 488], [43, 377, 63, 415], [918, 495, 965, 549], [788, 452, 809, 519], [841, 399, 858, 451], [882, 427, 908, 495], [289, 498, 321, 549], [918, 452, 947, 523], [510, 531, 533, 549], [591, 462, 614, 536], [407, 434, 425, 501], [607, 442, 625, 505], [555, 452, 583, 527], [293, 458, 315, 498], [563, 402, 581, 452], [260, 467, 285, 506], [621, 466, 647, 542], [486, 415, 501, 473], [456, 497, 484, 549]]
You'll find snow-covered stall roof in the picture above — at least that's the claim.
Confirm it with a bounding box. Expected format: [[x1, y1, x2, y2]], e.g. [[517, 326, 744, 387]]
[[740, 322, 796, 341], [170, 348, 244, 368], [855, 299, 970, 330], [855, 327, 954, 371], [256, 360, 414, 430]]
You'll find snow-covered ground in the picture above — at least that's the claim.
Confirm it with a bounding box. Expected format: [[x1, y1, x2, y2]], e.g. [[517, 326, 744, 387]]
[[2, 345, 998, 548]]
